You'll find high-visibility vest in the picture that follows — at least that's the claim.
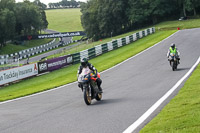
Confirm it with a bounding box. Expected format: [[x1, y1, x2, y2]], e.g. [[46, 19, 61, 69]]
[[170, 47, 177, 54]]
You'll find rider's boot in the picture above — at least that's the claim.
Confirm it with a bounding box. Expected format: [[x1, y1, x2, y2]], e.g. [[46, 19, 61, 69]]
[[96, 78, 103, 93], [98, 87, 103, 93]]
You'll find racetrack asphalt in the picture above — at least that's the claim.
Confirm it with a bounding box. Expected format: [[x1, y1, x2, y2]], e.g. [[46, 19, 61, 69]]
[[0, 28, 200, 133], [15, 29, 82, 65]]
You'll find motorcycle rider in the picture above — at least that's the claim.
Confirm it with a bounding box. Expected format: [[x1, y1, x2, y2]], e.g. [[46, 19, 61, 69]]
[[77, 58, 103, 93], [167, 43, 180, 64]]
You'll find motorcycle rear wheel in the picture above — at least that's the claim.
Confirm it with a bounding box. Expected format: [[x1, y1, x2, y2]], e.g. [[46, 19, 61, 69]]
[[83, 87, 92, 105]]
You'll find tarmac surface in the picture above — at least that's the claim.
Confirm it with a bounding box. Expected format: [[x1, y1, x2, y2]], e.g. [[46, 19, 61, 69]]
[[0, 28, 200, 133]]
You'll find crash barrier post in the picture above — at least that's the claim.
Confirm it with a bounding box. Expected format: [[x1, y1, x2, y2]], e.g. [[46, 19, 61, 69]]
[[72, 52, 80, 64], [101, 43, 108, 53], [88, 48, 96, 59]]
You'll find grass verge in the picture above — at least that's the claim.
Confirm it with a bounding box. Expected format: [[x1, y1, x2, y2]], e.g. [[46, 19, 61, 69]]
[[0, 30, 176, 101], [140, 64, 200, 133], [155, 19, 200, 30], [0, 39, 54, 55]]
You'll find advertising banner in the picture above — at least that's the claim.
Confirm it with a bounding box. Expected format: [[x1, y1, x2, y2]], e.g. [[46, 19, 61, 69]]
[[21, 31, 86, 40], [38, 62, 48, 74], [0, 63, 38, 86], [38, 55, 73, 73]]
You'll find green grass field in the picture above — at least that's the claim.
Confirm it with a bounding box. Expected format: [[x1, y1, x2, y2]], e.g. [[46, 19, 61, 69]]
[[0, 39, 54, 55], [45, 9, 83, 32], [155, 19, 200, 30]]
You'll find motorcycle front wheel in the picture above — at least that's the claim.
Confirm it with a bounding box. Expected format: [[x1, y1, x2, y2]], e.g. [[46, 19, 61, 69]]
[[83, 87, 92, 105], [171, 61, 175, 71], [175, 61, 178, 70]]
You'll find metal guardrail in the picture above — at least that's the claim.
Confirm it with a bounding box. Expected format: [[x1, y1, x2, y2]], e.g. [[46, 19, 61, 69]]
[[71, 27, 155, 64]]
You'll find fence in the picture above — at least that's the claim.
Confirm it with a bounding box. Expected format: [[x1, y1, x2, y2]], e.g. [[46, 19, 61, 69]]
[[72, 27, 155, 64], [0, 27, 155, 86], [0, 38, 74, 65]]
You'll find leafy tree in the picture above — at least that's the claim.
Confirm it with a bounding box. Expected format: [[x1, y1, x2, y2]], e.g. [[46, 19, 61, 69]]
[[15, 1, 42, 35], [0, 9, 16, 47], [185, 0, 200, 16], [0, 0, 49, 48], [48, 3, 54, 8], [33, 0, 48, 33], [49, 0, 80, 9], [0, 0, 16, 47], [81, 0, 100, 40], [146, 0, 177, 23], [0, 0, 15, 11], [34, 0, 47, 10], [81, 0, 129, 40], [127, 0, 148, 27]]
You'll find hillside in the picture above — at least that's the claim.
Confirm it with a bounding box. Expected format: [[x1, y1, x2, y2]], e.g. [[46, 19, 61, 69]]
[[45, 8, 83, 32]]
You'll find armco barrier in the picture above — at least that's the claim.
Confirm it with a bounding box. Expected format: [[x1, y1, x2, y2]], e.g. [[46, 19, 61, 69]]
[[0, 37, 89, 65], [0, 39, 56, 65], [0, 27, 155, 86], [0, 38, 75, 65], [72, 27, 155, 64]]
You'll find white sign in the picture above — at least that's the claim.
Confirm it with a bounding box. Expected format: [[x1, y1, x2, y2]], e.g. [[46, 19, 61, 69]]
[[0, 63, 38, 86]]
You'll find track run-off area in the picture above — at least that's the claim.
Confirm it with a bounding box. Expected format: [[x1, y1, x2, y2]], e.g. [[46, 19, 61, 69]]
[[0, 28, 200, 133]]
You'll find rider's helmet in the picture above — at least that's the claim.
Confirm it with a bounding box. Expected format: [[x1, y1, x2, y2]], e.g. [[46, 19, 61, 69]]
[[81, 58, 88, 68], [171, 43, 175, 49]]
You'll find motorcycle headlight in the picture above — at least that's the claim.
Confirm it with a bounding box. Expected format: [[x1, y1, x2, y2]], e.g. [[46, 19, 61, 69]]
[[84, 78, 88, 80]]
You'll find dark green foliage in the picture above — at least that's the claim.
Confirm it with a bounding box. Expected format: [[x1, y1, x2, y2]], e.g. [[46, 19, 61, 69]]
[[81, 0, 129, 41], [0, 0, 48, 48], [81, 0, 200, 41], [0, 8, 16, 47], [48, 0, 81, 9]]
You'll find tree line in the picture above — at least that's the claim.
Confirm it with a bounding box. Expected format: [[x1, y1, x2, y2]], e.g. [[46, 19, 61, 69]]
[[0, 0, 48, 48], [80, 0, 200, 41], [48, 0, 84, 9]]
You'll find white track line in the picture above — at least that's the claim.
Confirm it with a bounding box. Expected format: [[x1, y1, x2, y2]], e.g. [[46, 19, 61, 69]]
[[0, 31, 179, 105], [123, 56, 200, 133]]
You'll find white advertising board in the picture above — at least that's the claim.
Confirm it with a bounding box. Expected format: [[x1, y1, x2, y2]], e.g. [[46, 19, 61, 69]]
[[0, 63, 38, 86]]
